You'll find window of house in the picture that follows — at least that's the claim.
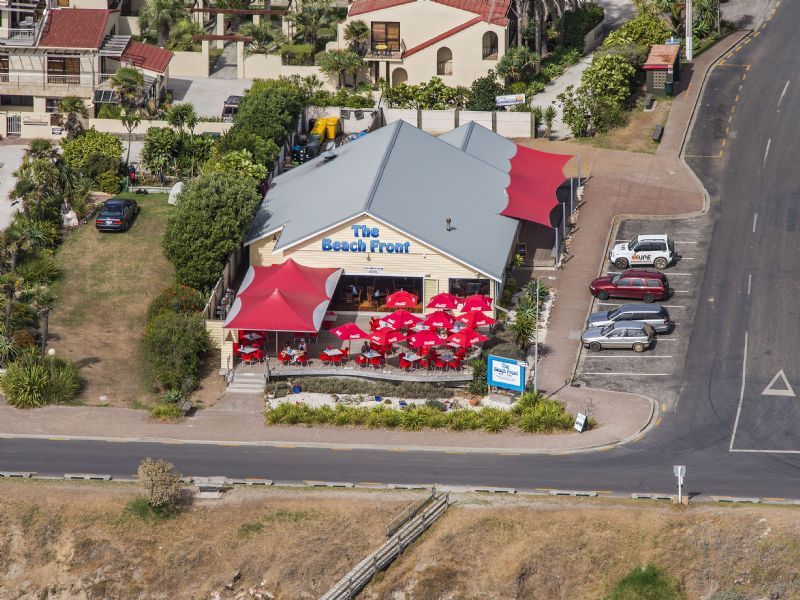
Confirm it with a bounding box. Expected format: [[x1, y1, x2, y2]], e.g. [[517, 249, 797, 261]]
[[47, 56, 80, 84], [436, 47, 452, 76], [0, 95, 33, 107], [449, 278, 490, 297], [0, 55, 8, 83], [371, 22, 400, 52], [45, 98, 61, 113], [482, 31, 498, 59]]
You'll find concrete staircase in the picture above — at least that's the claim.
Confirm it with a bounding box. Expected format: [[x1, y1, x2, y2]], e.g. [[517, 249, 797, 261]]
[[225, 368, 265, 394]]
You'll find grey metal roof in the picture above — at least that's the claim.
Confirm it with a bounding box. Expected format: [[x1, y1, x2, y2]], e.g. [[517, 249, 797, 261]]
[[245, 120, 520, 281], [438, 121, 517, 172]]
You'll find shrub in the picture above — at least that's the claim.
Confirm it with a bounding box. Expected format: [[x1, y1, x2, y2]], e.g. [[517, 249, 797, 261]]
[[150, 402, 183, 421], [141, 126, 180, 174], [468, 70, 505, 111], [162, 172, 261, 291], [234, 78, 305, 147], [446, 408, 481, 431], [468, 359, 488, 395], [137, 458, 183, 510], [163, 389, 184, 404], [425, 399, 447, 412], [0, 348, 80, 408], [216, 128, 280, 167], [309, 89, 375, 108], [581, 53, 637, 106], [401, 409, 427, 431], [143, 311, 209, 393], [96, 170, 121, 194], [563, 1, 605, 49], [381, 77, 470, 110], [15, 252, 59, 286], [81, 152, 121, 182], [479, 407, 512, 433], [288, 377, 454, 399], [146, 284, 206, 324], [203, 149, 269, 182], [496, 46, 539, 83], [607, 564, 684, 600], [603, 13, 672, 61], [281, 43, 314, 65], [60, 128, 122, 173]]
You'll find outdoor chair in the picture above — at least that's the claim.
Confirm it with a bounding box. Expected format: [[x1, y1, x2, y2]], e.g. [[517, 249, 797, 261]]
[[433, 357, 447, 372], [447, 357, 461, 371], [340, 347, 350, 363], [455, 347, 466, 359], [241, 352, 257, 366], [369, 356, 383, 369], [319, 352, 332, 365], [296, 354, 309, 367], [398, 355, 412, 371], [278, 352, 291, 366], [331, 354, 343, 367], [233, 342, 241, 356], [355, 354, 368, 368]]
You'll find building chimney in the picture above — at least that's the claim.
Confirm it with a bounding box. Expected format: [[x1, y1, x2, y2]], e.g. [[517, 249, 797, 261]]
[[445, 217, 452, 231]]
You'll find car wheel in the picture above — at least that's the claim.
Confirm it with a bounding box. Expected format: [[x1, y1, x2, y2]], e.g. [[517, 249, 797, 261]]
[[589, 342, 602, 352], [633, 343, 645, 353], [597, 290, 610, 300], [614, 258, 629, 269], [654, 257, 668, 270], [643, 293, 655, 303]]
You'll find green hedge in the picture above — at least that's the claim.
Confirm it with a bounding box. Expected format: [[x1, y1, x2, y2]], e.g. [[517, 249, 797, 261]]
[[265, 391, 575, 434], [280, 377, 455, 399]]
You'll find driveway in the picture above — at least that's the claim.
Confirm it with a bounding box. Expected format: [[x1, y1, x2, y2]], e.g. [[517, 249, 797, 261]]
[[170, 77, 254, 118], [0, 144, 25, 229]]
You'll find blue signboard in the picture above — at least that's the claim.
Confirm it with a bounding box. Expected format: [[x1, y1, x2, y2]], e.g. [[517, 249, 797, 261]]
[[486, 354, 527, 392], [322, 224, 411, 254]]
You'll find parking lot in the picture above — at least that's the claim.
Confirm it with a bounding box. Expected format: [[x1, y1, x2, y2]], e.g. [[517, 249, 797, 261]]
[[573, 215, 712, 406]]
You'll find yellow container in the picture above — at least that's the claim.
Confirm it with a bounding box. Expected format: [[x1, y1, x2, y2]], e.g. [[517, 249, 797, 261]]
[[325, 117, 339, 140], [311, 119, 327, 136]]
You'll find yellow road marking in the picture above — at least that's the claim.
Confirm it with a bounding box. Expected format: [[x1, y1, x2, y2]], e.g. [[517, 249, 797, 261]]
[[725, 127, 730, 135], [595, 490, 614, 494], [499, 453, 520, 456], [742, 73, 747, 80], [48, 437, 70, 441], [731, 105, 736, 113], [446, 451, 466, 455], [719, 59, 725, 65], [735, 46, 742, 52], [274, 444, 296, 448], [728, 116, 733, 123], [597, 446, 612, 452], [754, 31, 761, 37], [535, 487, 554, 491], [104, 439, 128, 443], [160, 440, 184, 445], [764, 497, 785, 501], [388, 448, 409, 452], [331, 448, 353, 451], [738, 84, 743, 91], [744, 38, 752, 45], [721, 139, 727, 147], [735, 95, 740, 102], [719, 150, 725, 158], [360, 481, 382, 485], [684, 154, 721, 159], [655, 418, 662, 427], [219, 443, 241, 447]]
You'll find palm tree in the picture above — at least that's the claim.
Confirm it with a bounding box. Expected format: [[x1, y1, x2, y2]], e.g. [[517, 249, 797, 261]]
[[165, 102, 198, 174], [286, 0, 337, 50], [239, 21, 287, 55], [30, 287, 56, 355], [138, 0, 188, 47], [111, 67, 145, 108], [0, 334, 17, 367], [167, 18, 201, 51], [0, 273, 22, 338], [25, 139, 59, 162], [57, 96, 89, 140], [121, 108, 141, 166], [318, 49, 364, 88], [344, 20, 369, 55]]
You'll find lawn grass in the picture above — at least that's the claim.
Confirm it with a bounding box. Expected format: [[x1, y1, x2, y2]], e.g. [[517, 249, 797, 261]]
[[607, 564, 685, 600], [48, 192, 175, 407], [574, 96, 673, 154]]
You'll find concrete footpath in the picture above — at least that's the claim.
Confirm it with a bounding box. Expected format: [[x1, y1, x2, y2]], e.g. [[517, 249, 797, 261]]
[[0, 32, 750, 455]]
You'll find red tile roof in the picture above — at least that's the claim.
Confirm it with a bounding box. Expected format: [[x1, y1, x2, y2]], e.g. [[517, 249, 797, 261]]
[[349, 0, 510, 25], [38, 8, 111, 49], [402, 16, 482, 57], [122, 41, 173, 74], [642, 44, 681, 70]]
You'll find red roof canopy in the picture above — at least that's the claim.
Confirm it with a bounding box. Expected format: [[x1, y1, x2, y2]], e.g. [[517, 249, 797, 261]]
[[503, 145, 572, 228], [122, 40, 173, 74], [224, 260, 342, 332]]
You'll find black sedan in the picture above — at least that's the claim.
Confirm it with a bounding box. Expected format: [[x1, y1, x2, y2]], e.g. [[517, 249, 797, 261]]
[[95, 198, 138, 232]]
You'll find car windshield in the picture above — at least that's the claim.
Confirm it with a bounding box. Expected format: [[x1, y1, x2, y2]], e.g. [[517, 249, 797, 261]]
[[101, 206, 123, 216], [627, 239, 637, 250], [600, 324, 615, 336], [608, 308, 621, 319], [611, 274, 621, 284]]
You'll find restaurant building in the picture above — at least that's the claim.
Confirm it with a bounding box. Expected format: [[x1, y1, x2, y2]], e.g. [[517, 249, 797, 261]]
[[210, 119, 572, 372]]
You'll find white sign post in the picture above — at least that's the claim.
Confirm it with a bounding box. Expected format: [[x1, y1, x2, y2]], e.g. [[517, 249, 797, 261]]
[[673, 465, 686, 503], [685, 0, 693, 61]]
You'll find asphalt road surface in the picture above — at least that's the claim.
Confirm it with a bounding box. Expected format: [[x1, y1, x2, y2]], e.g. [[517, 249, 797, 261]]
[[2, 3, 798, 499]]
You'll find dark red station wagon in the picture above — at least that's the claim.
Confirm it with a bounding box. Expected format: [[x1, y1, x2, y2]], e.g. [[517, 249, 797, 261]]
[[589, 269, 669, 303]]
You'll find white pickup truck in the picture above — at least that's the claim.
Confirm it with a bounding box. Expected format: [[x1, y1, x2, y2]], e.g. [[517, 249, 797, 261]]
[[608, 234, 674, 270]]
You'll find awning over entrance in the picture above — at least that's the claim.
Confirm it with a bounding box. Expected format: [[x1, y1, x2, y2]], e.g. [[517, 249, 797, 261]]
[[223, 259, 342, 332], [502, 145, 573, 228]]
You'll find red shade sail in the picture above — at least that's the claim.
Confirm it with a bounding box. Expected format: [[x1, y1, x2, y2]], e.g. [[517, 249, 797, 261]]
[[224, 289, 328, 332], [503, 145, 572, 228], [385, 290, 418, 307], [446, 328, 489, 348], [424, 310, 455, 329], [408, 330, 445, 348], [238, 259, 341, 299], [456, 311, 497, 329], [330, 322, 369, 340], [369, 327, 407, 346], [460, 294, 493, 312], [383, 309, 423, 329], [426, 292, 461, 310]]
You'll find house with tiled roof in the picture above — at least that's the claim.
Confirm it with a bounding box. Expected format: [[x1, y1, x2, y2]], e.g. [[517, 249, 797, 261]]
[[0, 0, 172, 129], [333, 0, 514, 87]]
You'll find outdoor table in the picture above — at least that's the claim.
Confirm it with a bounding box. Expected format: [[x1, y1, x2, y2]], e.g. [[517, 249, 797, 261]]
[[324, 348, 343, 356], [404, 352, 422, 362], [323, 313, 338, 322], [440, 352, 455, 362], [450, 322, 465, 332], [243, 333, 263, 342], [284, 348, 298, 356], [447, 341, 461, 349], [239, 345, 257, 354], [411, 324, 430, 332], [362, 350, 381, 359]]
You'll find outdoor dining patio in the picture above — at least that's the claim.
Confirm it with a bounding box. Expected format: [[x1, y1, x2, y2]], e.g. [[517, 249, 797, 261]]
[[229, 290, 496, 383]]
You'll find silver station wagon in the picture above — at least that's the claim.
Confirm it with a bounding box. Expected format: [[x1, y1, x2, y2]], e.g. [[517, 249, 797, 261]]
[[586, 303, 672, 333], [581, 321, 655, 352]]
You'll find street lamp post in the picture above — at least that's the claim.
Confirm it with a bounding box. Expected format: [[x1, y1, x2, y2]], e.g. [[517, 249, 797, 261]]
[[533, 275, 556, 394]]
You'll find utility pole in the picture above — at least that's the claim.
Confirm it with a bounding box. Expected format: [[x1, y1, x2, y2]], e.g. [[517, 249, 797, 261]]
[[685, 0, 694, 61]]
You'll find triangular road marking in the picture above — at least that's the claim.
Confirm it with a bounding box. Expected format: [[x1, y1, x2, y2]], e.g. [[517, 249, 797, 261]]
[[762, 369, 796, 397]]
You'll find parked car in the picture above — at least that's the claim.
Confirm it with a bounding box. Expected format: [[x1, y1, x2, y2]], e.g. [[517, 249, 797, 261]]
[[589, 269, 669, 303], [608, 234, 674, 269], [221, 95, 242, 122], [581, 321, 655, 352], [95, 198, 138, 232], [587, 303, 673, 333]]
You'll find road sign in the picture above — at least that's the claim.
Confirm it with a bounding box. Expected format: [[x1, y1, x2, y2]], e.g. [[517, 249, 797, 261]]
[[495, 94, 526, 107], [574, 413, 587, 433], [761, 369, 795, 397], [487, 355, 527, 392], [673, 465, 685, 478]]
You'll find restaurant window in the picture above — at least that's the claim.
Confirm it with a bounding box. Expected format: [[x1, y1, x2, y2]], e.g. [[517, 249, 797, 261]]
[[47, 56, 80, 85], [0, 55, 7, 82], [482, 31, 498, 59], [449, 278, 490, 297], [436, 47, 452, 76], [331, 275, 423, 312], [371, 22, 400, 52]]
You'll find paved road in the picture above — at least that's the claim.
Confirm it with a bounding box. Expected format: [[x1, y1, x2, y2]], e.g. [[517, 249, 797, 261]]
[[2, 4, 797, 498]]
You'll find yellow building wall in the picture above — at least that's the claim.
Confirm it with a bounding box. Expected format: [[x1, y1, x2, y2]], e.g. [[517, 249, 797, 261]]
[[248, 214, 494, 308]]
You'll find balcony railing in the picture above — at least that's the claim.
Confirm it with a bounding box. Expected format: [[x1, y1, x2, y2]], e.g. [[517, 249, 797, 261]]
[[0, 72, 96, 89], [0, 73, 8, 83], [364, 40, 406, 61], [1, 6, 50, 46], [47, 74, 82, 85]]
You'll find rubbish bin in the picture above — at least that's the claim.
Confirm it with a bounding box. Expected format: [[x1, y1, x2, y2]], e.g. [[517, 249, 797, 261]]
[[665, 81, 674, 96]]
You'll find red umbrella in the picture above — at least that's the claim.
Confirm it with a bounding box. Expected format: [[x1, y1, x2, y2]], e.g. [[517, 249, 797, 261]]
[[383, 309, 422, 329], [408, 330, 445, 348], [330, 322, 369, 340], [460, 294, 493, 312], [369, 326, 407, 346], [386, 290, 418, 308], [456, 311, 497, 329], [426, 292, 461, 310], [446, 328, 489, 348], [424, 310, 454, 329]]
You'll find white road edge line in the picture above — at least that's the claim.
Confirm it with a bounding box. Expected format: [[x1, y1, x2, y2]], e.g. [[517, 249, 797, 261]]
[[580, 372, 670, 376], [747, 273, 752, 296], [763, 139, 771, 167], [584, 355, 674, 359], [752, 212, 758, 233], [730, 331, 748, 452], [730, 448, 800, 454], [778, 80, 790, 109]]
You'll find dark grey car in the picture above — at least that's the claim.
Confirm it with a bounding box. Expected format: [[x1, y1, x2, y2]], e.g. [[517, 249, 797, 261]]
[[581, 321, 655, 352], [587, 303, 673, 333]]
